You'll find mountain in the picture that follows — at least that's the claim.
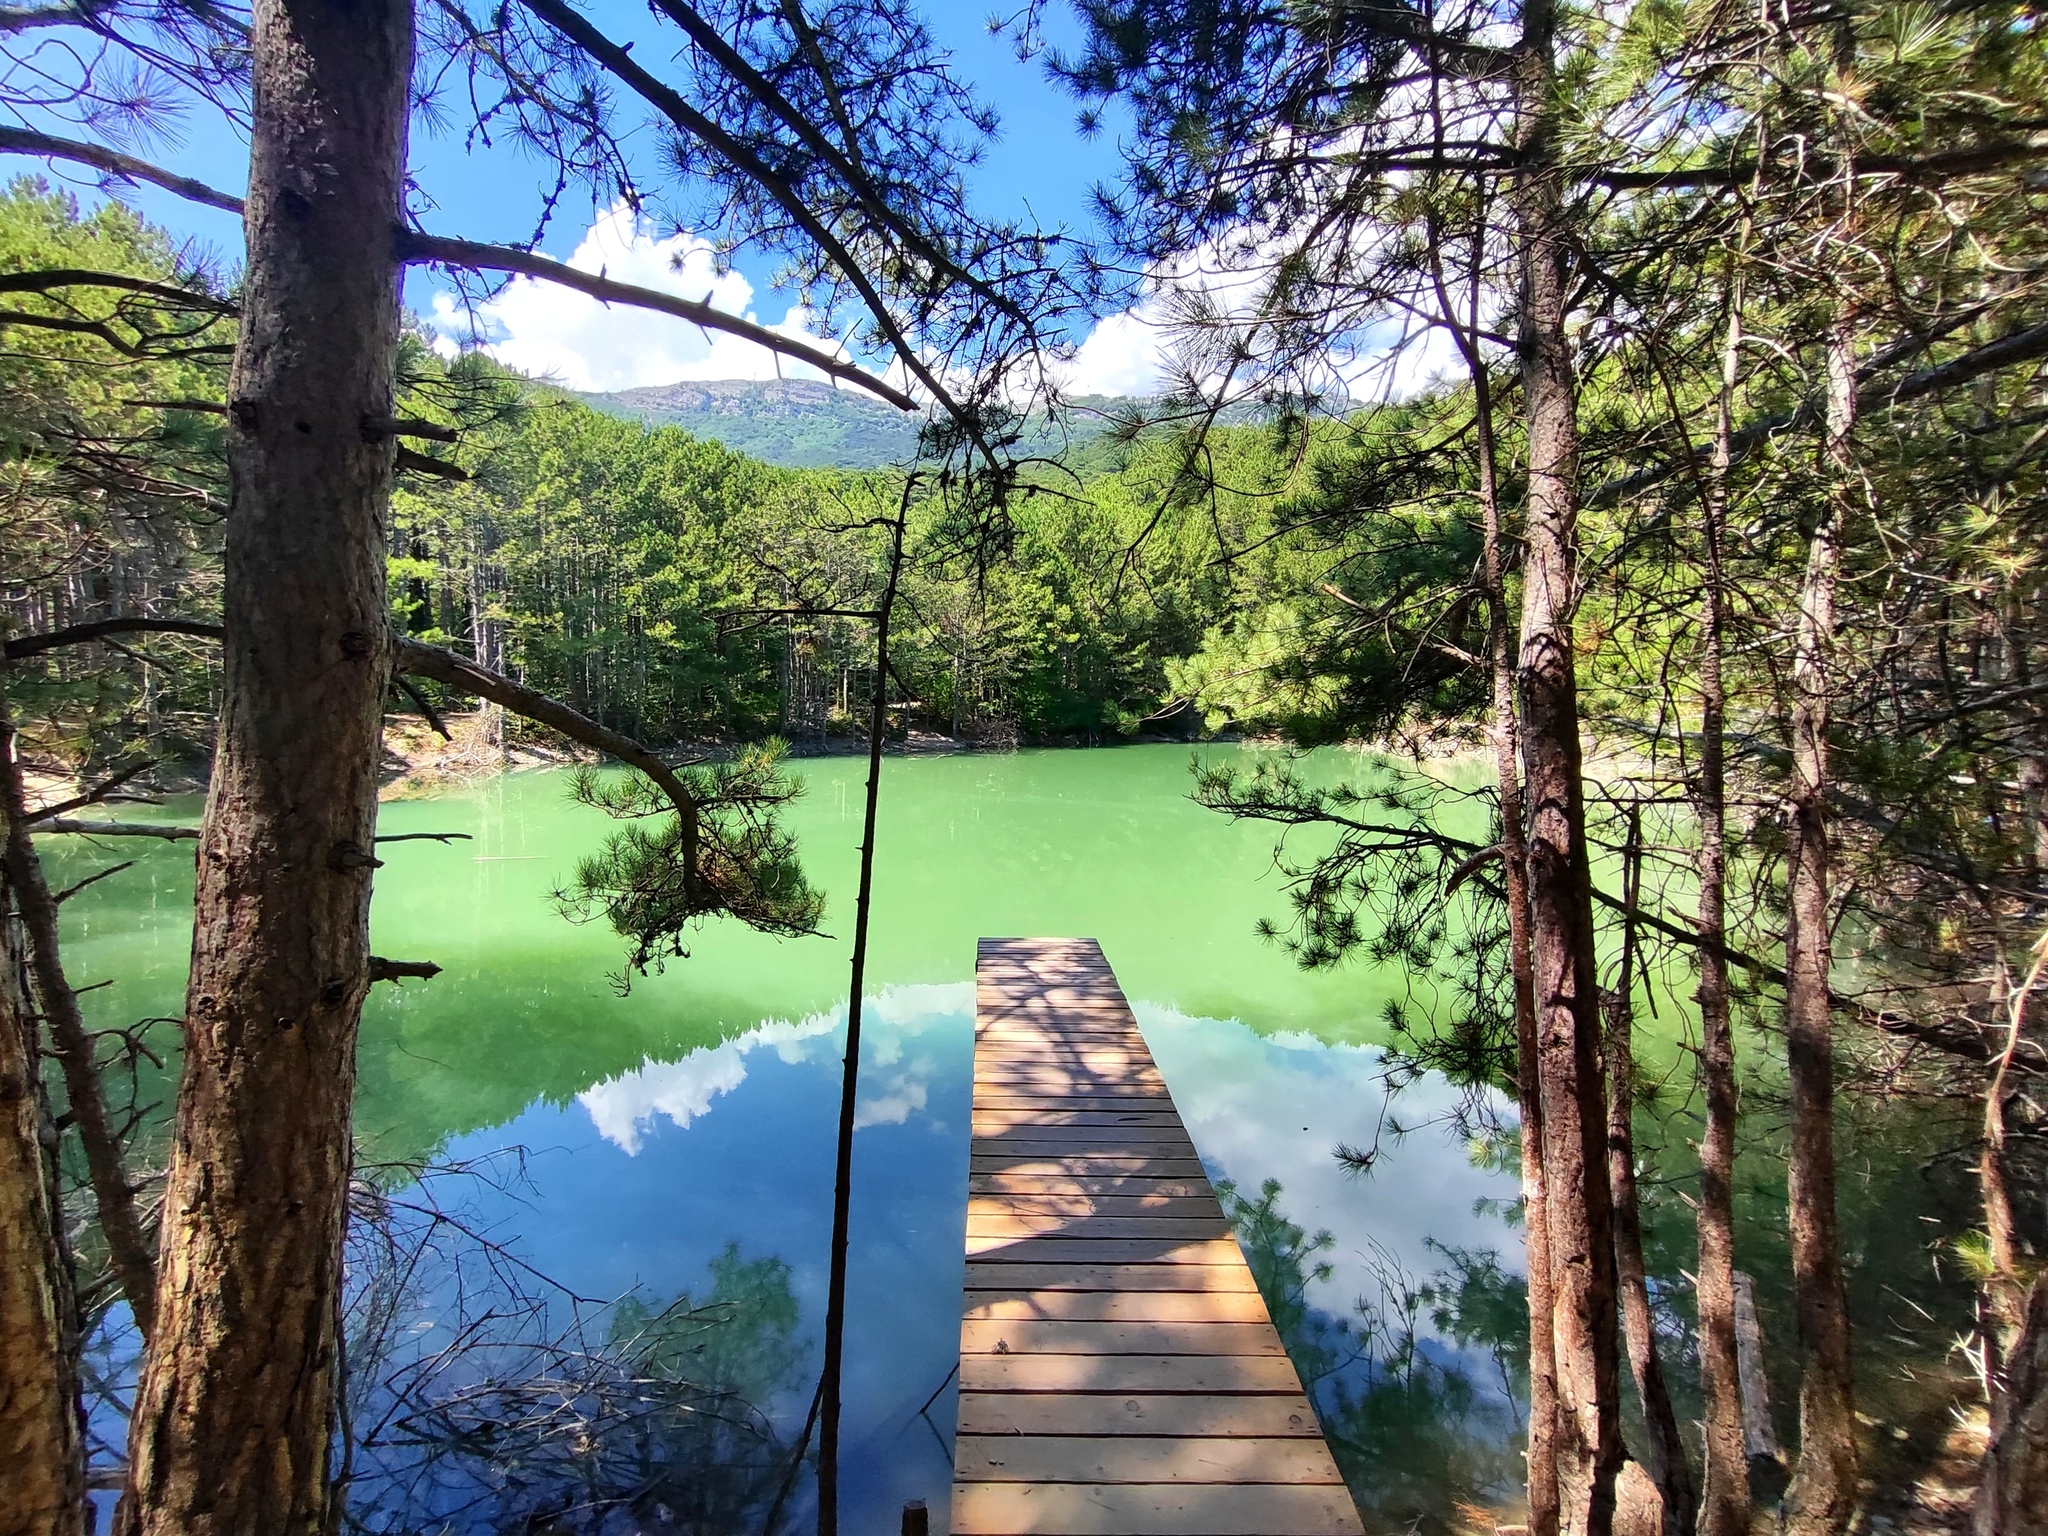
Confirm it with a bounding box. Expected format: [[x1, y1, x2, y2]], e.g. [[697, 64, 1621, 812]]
[[574, 378, 920, 469], [573, 378, 1359, 471]]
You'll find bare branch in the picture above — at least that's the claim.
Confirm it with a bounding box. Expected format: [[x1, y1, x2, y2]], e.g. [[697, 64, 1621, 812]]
[[368, 957, 443, 984], [392, 635, 700, 886], [28, 818, 199, 840], [0, 126, 245, 214], [396, 230, 916, 412], [5, 617, 224, 661]]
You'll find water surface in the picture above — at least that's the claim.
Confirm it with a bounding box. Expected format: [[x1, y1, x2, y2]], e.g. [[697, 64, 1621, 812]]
[[50, 745, 1978, 1533]]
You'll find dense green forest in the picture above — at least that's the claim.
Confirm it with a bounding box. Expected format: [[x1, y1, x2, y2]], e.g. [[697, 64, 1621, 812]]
[[2, 180, 1402, 761]]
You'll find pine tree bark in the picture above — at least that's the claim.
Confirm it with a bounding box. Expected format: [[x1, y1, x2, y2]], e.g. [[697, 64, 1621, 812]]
[[1693, 287, 1750, 1536], [115, 0, 413, 1529], [1511, 2, 1624, 1529], [0, 852, 87, 1536], [1974, 1273, 2048, 1536], [1778, 310, 1860, 1536], [1474, 317, 1560, 1536], [1605, 812, 1696, 1536]]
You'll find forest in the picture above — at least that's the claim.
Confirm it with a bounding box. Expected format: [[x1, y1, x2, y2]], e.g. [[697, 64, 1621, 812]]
[[1, 2, 2046, 1536]]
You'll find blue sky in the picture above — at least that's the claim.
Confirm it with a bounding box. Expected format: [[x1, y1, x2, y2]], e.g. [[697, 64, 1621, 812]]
[[72, 3, 1168, 397]]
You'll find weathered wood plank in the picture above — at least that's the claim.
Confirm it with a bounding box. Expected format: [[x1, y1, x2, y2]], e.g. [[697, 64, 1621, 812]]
[[956, 1392, 1321, 1439], [956, 1436, 1345, 1485], [973, 1112, 1190, 1130], [968, 1194, 1223, 1219], [959, 1319, 1287, 1357], [959, 1351, 1306, 1394], [965, 1215, 1229, 1243], [952, 1481, 1363, 1536], [969, 1158, 1209, 1179], [964, 1288, 1271, 1323], [963, 1261, 1261, 1293], [965, 1236, 1244, 1265], [967, 1174, 1216, 1198], [972, 1096, 1179, 1112], [973, 1128, 1199, 1150]]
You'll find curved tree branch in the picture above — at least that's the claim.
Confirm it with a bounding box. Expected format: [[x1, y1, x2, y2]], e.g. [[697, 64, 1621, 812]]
[[391, 635, 700, 895], [0, 126, 245, 213], [396, 230, 914, 412], [27, 819, 199, 840]]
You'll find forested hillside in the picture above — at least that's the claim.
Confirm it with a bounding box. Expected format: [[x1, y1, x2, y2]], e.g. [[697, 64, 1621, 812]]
[[1, 181, 1394, 762], [573, 377, 922, 468]]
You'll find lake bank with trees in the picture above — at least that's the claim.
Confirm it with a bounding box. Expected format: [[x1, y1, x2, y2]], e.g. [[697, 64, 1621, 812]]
[[3, 1, 2045, 1532]]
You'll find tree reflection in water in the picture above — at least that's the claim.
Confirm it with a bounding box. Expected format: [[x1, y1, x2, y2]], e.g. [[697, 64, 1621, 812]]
[[339, 1153, 810, 1535], [1219, 1177, 1528, 1536]]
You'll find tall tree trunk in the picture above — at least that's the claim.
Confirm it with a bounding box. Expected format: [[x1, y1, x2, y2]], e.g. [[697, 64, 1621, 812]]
[[1693, 281, 1751, 1536], [1511, 3, 1624, 1528], [816, 492, 910, 1536], [1972, 943, 2046, 1536], [1, 701, 158, 1338], [1975, 1274, 2048, 1536], [1778, 309, 1860, 1536], [0, 845, 87, 1536], [117, 0, 413, 1529], [1605, 809, 1697, 1536], [1472, 305, 1560, 1536]]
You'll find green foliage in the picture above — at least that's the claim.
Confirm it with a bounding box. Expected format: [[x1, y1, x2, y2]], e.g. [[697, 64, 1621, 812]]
[[557, 743, 825, 980], [0, 178, 231, 767], [1219, 1176, 1527, 1536], [608, 1242, 808, 1409]]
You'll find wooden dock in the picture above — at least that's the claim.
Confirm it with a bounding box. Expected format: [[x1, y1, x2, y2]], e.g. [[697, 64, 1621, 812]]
[[952, 938, 1364, 1536]]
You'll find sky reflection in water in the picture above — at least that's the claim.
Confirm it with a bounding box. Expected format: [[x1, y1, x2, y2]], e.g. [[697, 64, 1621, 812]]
[[435, 981, 1521, 1530]]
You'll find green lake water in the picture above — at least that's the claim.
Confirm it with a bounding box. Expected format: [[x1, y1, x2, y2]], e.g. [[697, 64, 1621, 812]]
[[48, 743, 1981, 1534]]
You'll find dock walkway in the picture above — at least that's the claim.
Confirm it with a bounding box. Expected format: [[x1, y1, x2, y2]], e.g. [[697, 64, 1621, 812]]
[[951, 938, 1364, 1536]]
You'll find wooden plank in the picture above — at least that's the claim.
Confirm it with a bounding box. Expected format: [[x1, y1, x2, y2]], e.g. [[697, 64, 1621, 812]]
[[966, 1097, 1179, 1114], [966, 1236, 1244, 1265], [963, 1262, 1261, 1294], [968, 1174, 1215, 1198], [959, 1351, 1306, 1394], [969, 1158, 1209, 1180], [957, 1435, 1345, 1485], [959, 1319, 1287, 1357], [968, 1194, 1223, 1218], [952, 1482, 1363, 1536], [975, 1069, 1167, 1086], [965, 1215, 1228, 1243], [970, 1122, 1187, 1130], [973, 1128, 1199, 1150], [957, 1392, 1321, 1439], [973, 1122, 1196, 1140], [964, 1288, 1271, 1323]]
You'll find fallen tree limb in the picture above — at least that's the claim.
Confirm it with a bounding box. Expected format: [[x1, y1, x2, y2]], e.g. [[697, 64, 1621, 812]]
[[5, 617, 223, 662], [27, 819, 198, 841], [368, 958, 442, 984]]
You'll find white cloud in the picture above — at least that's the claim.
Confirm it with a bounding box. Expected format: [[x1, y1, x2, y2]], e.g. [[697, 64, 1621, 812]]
[[1060, 306, 1173, 397], [1059, 226, 1486, 408], [576, 982, 973, 1154], [578, 1015, 835, 1155], [427, 202, 861, 394], [1137, 1003, 1520, 1337]]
